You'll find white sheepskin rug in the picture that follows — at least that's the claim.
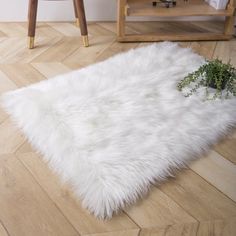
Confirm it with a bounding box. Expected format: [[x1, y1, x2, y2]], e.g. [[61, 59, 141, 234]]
[[2, 42, 236, 219]]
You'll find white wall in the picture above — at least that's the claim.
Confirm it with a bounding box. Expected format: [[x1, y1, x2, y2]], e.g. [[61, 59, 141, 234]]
[[0, 0, 117, 21]]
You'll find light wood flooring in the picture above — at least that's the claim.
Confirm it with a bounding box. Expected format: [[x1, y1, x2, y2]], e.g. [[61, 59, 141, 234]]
[[0, 21, 236, 236]]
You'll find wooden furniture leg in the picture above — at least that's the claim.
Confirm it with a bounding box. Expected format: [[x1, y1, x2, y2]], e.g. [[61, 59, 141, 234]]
[[225, 16, 235, 35], [28, 0, 38, 49], [73, 0, 80, 27], [117, 0, 126, 39], [75, 0, 89, 47], [27, 0, 88, 48], [224, 0, 236, 36]]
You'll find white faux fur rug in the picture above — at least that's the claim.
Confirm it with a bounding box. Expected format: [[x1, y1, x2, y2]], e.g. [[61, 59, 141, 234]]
[[2, 42, 236, 219]]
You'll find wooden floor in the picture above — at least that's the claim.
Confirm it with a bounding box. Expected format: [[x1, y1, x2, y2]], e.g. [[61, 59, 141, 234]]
[[0, 21, 236, 236]]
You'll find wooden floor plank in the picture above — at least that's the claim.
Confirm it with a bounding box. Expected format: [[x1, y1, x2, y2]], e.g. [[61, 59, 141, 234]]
[[0, 37, 62, 64], [95, 41, 140, 63], [0, 37, 26, 62], [159, 169, 236, 221], [96, 22, 118, 34], [0, 64, 45, 87], [32, 37, 83, 63], [0, 70, 17, 94], [15, 141, 34, 154], [0, 119, 25, 155], [85, 228, 140, 236], [17, 152, 140, 235], [189, 41, 216, 59], [47, 22, 82, 37], [31, 62, 71, 78], [0, 221, 9, 236], [139, 218, 236, 236], [33, 22, 64, 38], [214, 137, 236, 164], [63, 36, 115, 69], [0, 30, 7, 37], [189, 151, 236, 202], [0, 107, 8, 125], [213, 40, 236, 66], [197, 217, 236, 236], [87, 23, 117, 36], [139, 222, 198, 236], [125, 186, 197, 234], [0, 154, 79, 236], [0, 23, 26, 37], [0, 67, 10, 124]]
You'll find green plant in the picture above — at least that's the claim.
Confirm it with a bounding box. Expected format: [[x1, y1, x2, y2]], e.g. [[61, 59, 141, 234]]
[[177, 59, 236, 99]]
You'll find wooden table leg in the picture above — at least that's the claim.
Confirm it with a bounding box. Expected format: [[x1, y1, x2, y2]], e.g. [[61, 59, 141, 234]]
[[28, 0, 38, 49], [117, 0, 126, 40], [224, 1, 235, 36], [73, 0, 80, 27], [75, 0, 89, 47]]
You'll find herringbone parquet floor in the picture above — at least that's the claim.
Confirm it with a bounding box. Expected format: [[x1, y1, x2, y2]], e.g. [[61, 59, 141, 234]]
[[0, 21, 236, 236]]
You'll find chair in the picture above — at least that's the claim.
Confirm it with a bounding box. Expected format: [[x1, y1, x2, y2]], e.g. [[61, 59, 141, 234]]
[[28, 0, 89, 49]]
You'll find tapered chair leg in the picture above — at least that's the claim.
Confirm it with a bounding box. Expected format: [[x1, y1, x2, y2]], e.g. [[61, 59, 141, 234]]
[[28, 0, 38, 49], [75, 0, 89, 47], [73, 0, 80, 27]]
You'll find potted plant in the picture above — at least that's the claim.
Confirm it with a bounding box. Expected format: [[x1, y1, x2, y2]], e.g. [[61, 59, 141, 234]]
[[177, 59, 236, 99]]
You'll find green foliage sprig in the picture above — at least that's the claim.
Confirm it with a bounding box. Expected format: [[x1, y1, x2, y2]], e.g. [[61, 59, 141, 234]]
[[177, 59, 236, 99]]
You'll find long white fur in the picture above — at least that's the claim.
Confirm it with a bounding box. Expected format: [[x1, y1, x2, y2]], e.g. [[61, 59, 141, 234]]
[[1, 42, 236, 219]]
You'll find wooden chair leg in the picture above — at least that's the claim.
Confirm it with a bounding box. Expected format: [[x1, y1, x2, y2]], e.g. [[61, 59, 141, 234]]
[[73, 0, 80, 27], [28, 0, 38, 49], [75, 0, 89, 47]]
